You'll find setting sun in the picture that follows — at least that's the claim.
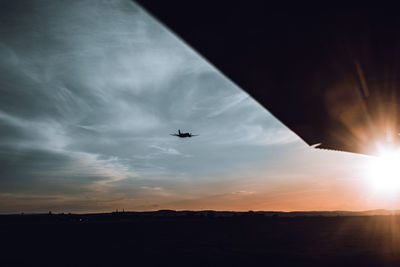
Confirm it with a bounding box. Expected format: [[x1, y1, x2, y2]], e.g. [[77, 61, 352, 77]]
[[367, 149, 400, 194]]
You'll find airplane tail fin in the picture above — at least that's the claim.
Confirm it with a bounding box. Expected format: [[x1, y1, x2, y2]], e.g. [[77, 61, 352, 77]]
[[178, 129, 181, 134]]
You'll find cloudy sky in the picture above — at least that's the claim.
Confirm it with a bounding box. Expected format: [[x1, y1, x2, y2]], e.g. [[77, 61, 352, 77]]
[[0, 0, 395, 213]]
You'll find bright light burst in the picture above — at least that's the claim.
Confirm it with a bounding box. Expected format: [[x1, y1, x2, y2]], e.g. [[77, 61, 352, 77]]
[[367, 148, 400, 194]]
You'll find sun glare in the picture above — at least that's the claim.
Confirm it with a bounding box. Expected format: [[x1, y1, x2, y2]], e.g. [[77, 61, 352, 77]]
[[367, 149, 400, 194]]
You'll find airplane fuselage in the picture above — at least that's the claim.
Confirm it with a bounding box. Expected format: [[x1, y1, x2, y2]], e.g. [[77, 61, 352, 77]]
[[179, 133, 192, 138]]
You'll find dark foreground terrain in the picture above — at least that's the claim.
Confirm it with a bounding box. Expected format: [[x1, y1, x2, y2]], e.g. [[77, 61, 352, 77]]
[[3, 211, 400, 266]]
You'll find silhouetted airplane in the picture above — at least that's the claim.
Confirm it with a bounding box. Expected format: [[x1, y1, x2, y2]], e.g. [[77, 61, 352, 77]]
[[170, 129, 198, 138]]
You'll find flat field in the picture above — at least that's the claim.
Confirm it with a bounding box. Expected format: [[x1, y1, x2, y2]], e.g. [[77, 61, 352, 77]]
[[2, 212, 400, 266]]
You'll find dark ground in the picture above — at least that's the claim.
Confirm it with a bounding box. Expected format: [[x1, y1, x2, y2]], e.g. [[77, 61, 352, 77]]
[[2, 211, 400, 266]]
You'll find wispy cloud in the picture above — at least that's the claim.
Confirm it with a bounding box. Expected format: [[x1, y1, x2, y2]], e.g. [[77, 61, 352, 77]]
[[149, 145, 181, 155], [207, 93, 249, 118], [1, 0, 361, 213]]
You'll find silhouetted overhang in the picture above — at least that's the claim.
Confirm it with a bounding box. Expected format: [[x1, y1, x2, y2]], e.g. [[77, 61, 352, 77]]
[[136, 1, 400, 156]]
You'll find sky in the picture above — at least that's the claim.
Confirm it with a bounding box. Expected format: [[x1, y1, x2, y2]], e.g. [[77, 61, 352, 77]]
[[0, 0, 397, 213]]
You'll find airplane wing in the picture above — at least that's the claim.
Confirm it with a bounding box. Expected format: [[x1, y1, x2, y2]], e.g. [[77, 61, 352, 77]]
[[136, 2, 400, 155]]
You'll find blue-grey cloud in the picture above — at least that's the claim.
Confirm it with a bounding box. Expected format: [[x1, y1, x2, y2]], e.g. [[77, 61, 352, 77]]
[[0, 0, 306, 212]]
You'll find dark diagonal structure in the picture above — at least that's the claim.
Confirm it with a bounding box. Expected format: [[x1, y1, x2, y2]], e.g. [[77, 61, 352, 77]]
[[136, 2, 400, 155]]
